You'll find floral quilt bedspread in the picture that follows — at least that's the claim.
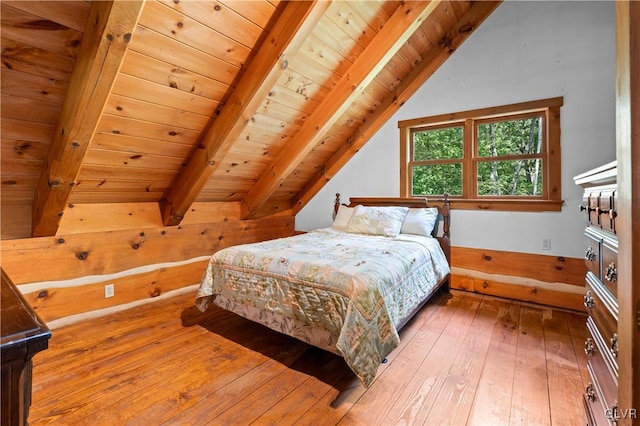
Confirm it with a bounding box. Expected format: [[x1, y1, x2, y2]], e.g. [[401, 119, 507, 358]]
[[195, 228, 450, 386]]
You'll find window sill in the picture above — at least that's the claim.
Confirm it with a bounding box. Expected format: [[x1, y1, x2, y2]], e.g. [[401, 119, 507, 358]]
[[422, 198, 564, 212]]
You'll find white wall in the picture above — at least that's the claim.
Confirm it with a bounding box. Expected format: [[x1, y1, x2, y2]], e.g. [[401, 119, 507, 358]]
[[296, 1, 616, 258]]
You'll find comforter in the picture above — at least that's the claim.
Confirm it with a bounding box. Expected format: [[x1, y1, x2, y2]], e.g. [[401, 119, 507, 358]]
[[195, 228, 450, 386]]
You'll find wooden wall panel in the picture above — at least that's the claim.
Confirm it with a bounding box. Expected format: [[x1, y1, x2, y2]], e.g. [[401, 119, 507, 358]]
[[452, 246, 586, 285], [1, 203, 31, 240], [56, 203, 163, 235], [180, 202, 242, 224], [451, 274, 586, 312], [1, 215, 295, 323], [21, 259, 209, 323], [451, 246, 587, 311], [1, 215, 295, 285]]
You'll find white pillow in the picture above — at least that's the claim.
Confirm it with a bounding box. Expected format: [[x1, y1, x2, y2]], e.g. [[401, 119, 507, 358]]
[[332, 205, 355, 231], [345, 205, 409, 237], [400, 207, 439, 237]]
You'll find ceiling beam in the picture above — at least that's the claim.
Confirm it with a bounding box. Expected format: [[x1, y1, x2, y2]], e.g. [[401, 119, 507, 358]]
[[161, 1, 330, 226], [291, 0, 503, 215], [31, 0, 145, 237], [241, 1, 440, 219]]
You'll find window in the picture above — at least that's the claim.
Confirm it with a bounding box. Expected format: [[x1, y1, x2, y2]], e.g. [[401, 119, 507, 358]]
[[399, 97, 563, 211]]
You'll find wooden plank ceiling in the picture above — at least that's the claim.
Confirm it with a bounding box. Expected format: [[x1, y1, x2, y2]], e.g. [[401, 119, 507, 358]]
[[1, 0, 501, 237]]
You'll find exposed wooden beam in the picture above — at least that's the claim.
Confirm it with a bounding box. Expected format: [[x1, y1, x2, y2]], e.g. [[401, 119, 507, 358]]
[[292, 1, 503, 215], [31, 0, 145, 237], [241, 1, 440, 219], [161, 1, 330, 226]]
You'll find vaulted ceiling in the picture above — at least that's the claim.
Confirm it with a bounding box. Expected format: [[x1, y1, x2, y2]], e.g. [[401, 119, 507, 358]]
[[1, 0, 501, 237]]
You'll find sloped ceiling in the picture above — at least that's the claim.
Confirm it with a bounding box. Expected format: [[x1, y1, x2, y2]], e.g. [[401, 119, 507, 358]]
[[1, 0, 501, 237]]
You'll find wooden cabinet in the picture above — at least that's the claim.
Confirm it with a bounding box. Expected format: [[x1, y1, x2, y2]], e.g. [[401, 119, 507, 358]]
[[1, 268, 51, 426], [575, 161, 620, 425]]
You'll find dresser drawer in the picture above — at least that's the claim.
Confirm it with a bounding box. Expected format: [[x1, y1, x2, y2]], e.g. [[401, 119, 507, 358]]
[[585, 315, 618, 386], [601, 234, 618, 298], [584, 228, 602, 280], [584, 273, 619, 364], [586, 189, 601, 226], [584, 362, 618, 426], [596, 186, 617, 234], [574, 162, 618, 426], [581, 191, 596, 225]]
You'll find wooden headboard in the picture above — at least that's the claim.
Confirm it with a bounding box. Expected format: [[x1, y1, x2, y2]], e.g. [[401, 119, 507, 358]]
[[332, 193, 451, 266]]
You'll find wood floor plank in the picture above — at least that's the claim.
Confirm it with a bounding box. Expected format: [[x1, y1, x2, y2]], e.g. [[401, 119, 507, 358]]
[[88, 320, 295, 425], [156, 341, 313, 425], [26, 290, 589, 426], [466, 300, 521, 425], [32, 317, 209, 394], [509, 305, 552, 426], [543, 309, 587, 426], [38, 294, 195, 350], [291, 365, 363, 426], [140, 310, 323, 423], [204, 347, 333, 425], [342, 293, 480, 425], [252, 354, 350, 425], [30, 306, 233, 411], [565, 310, 590, 389], [295, 291, 462, 426], [32, 326, 232, 423]]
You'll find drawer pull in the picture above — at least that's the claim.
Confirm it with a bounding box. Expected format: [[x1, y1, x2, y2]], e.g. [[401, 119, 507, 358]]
[[584, 338, 595, 356], [580, 204, 595, 213], [609, 209, 617, 220], [610, 333, 618, 358], [585, 384, 596, 402], [584, 291, 595, 308], [605, 262, 618, 282], [585, 246, 597, 262]]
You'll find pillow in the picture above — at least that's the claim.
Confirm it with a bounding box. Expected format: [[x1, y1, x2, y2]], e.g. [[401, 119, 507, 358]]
[[332, 205, 355, 231], [345, 205, 409, 237], [400, 207, 439, 237]]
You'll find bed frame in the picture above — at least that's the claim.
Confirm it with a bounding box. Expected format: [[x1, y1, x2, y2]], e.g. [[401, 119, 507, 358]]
[[333, 193, 452, 331]]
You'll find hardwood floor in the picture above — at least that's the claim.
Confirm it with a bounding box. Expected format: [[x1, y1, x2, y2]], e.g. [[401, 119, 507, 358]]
[[28, 289, 589, 425]]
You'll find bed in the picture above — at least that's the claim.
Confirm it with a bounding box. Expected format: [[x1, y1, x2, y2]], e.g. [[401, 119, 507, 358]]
[[195, 195, 451, 387]]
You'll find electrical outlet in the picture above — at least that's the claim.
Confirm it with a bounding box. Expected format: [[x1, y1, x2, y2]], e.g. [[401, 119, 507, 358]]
[[542, 238, 551, 250], [105, 284, 115, 298]]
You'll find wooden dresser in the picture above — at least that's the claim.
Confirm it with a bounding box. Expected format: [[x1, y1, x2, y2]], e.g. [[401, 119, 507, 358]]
[[574, 161, 620, 425], [1, 268, 51, 426]]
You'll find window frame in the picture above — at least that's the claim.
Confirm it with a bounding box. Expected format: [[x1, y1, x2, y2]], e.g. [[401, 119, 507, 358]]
[[399, 97, 563, 212]]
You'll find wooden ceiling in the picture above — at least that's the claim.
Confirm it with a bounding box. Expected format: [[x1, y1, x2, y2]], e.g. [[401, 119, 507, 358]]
[[1, 0, 501, 237]]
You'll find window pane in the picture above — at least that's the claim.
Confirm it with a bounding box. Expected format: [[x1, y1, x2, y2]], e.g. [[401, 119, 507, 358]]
[[477, 159, 543, 196], [413, 126, 463, 160], [412, 164, 462, 196], [477, 117, 542, 157]]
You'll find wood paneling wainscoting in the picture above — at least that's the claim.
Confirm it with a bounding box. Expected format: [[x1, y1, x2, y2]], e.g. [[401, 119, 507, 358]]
[[27, 289, 589, 425], [0, 216, 294, 324], [451, 247, 588, 312]]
